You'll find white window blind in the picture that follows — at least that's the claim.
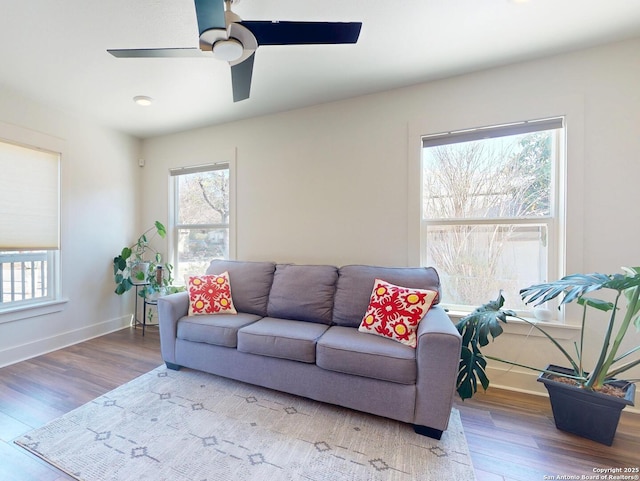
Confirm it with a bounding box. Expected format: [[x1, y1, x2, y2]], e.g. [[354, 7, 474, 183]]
[[422, 117, 564, 148], [0, 140, 60, 250], [169, 162, 228, 177]]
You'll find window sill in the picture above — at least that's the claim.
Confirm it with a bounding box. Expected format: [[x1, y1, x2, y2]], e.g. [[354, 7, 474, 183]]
[[445, 309, 581, 340], [0, 298, 69, 325]]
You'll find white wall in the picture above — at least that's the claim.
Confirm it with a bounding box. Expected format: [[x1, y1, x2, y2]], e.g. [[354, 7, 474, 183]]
[[0, 85, 142, 367], [141, 37, 640, 405]]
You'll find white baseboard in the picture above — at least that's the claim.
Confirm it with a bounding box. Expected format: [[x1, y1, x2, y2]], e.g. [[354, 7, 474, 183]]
[[484, 365, 640, 415], [0, 315, 131, 368]]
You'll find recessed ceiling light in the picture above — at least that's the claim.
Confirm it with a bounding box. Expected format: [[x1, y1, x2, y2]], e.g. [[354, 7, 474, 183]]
[[133, 95, 154, 106]]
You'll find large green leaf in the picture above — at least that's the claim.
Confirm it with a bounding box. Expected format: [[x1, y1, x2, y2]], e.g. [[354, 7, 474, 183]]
[[114, 277, 133, 295], [520, 273, 612, 306], [114, 256, 127, 272], [155, 221, 167, 238], [621, 268, 640, 330], [605, 271, 640, 291], [456, 292, 512, 346], [455, 292, 512, 400], [577, 296, 614, 312], [457, 344, 489, 400]]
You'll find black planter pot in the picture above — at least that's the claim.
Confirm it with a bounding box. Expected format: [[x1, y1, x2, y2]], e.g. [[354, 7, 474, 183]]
[[537, 364, 636, 446]]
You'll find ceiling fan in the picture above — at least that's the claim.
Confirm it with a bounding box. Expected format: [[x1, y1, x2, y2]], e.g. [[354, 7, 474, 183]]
[[108, 0, 362, 102]]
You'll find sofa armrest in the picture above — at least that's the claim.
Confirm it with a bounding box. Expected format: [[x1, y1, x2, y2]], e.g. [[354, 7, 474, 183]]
[[157, 291, 189, 364], [414, 306, 461, 431]]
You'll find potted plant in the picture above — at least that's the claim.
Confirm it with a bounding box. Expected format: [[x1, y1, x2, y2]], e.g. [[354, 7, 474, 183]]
[[113, 221, 174, 297], [456, 267, 640, 445]]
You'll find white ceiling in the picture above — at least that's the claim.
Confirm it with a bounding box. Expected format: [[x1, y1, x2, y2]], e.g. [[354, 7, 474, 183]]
[[2, 0, 640, 139]]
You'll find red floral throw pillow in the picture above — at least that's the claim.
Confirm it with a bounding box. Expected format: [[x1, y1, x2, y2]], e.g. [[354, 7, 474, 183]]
[[187, 272, 237, 316], [358, 279, 438, 348]]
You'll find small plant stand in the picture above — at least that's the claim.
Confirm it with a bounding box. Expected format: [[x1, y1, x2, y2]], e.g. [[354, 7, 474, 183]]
[[133, 283, 157, 336]]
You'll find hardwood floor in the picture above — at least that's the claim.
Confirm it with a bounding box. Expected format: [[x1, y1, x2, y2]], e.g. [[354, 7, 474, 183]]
[[0, 327, 638, 480], [458, 389, 640, 480], [0, 327, 163, 481]]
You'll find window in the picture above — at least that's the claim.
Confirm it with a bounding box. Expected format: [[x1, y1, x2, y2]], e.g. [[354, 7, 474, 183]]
[[420, 118, 565, 316], [0, 139, 60, 312], [170, 163, 232, 282]]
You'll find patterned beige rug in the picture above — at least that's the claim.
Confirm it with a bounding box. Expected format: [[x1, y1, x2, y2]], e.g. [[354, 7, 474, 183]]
[[15, 366, 475, 481]]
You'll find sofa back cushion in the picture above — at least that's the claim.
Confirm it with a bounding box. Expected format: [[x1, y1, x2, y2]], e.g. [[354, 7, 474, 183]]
[[267, 264, 338, 325], [206, 260, 276, 317], [332, 265, 441, 328]]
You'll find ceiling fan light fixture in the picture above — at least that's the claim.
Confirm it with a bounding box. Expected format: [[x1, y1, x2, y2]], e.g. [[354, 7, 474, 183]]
[[133, 95, 154, 106], [108, 0, 362, 102], [212, 38, 244, 61]]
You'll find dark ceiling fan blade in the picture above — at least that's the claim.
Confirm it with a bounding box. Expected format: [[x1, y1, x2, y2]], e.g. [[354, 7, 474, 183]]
[[194, 0, 226, 35], [231, 53, 255, 102], [108, 48, 208, 58], [239, 21, 362, 46]]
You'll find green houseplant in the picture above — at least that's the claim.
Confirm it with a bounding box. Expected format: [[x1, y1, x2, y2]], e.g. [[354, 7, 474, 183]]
[[456, 267, 640, 445], [113, 221, 176, 298]]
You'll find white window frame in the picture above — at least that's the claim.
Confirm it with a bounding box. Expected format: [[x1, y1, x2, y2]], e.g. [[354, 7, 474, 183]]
[[420, 118, 565, 318], [169, 161, 236, 282], [0, 123, 64, 321], [407, 96, 585, 328], [0, 250, 60, 305]]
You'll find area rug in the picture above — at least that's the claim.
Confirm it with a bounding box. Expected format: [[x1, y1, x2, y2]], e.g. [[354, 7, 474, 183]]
[[15, 366, 475, 481]]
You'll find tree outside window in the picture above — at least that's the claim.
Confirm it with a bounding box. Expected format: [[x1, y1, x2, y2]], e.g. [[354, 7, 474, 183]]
[[421, 119, 564, 315], [171, 164, 231, 282]]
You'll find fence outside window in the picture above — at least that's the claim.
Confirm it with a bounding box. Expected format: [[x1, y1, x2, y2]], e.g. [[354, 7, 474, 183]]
[[0, 251, 49, 304]]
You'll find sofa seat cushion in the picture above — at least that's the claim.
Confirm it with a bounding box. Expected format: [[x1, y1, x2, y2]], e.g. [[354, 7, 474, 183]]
[[316, 326, 417, 384], [237, 317, 329, 363], [177, 313, 262, 348]]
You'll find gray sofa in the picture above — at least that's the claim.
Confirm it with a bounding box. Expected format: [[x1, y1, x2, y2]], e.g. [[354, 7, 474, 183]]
[[157, 260, 461, 439]]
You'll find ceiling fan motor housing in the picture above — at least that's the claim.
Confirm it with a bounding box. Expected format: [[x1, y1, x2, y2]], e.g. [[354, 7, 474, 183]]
[[212, 38, 244, 61]]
